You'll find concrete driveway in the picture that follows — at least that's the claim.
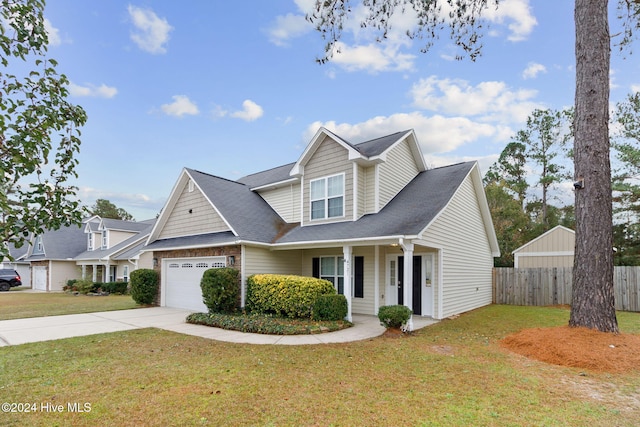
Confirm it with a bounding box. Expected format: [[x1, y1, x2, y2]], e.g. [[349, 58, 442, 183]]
[[0, 307, 431, 347]]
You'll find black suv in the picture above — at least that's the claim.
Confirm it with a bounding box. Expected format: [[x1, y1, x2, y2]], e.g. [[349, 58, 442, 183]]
[[0, 269, 22, 291]]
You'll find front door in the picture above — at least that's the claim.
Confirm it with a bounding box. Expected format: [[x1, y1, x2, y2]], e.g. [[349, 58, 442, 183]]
[[388, 254, 433, 316]]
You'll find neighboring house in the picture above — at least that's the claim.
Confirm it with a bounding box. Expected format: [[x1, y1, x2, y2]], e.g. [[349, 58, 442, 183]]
[[1, 243, 31, 288], [75, 216, 156, 283], [22, 216, 156, 291], [23, 224, 87, 291], [145, 128, 500, 320], [512, 225, 575, 268]]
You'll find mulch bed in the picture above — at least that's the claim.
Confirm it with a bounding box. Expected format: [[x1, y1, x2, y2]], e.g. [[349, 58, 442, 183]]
[[501, 326, 640, 373]]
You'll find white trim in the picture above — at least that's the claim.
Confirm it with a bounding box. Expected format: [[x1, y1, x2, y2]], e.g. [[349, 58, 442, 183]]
[[352, 163, 358, 221], [374, 245, 380, 315], [249, 177, 298, 192], [437, 248, 444, 320]]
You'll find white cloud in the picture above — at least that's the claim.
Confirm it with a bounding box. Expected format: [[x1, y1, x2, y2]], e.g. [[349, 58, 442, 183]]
[[44, 18, 62, 46], [482, 0, 537, 42], [632, 84, 640, 93], [267, 13, 312, 47], [127, 5, 173, 54], [409, 75, 542, 124], [305, 112, 500, 156], [161, 95, 199, 117], [522, 62, 546, 79], [330, 41, 416, 73], [230, 100, 264, 122], [69, 82, 118, 98]]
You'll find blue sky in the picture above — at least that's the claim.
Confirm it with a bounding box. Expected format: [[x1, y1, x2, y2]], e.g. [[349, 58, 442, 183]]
[[38, 0, 639, 220]]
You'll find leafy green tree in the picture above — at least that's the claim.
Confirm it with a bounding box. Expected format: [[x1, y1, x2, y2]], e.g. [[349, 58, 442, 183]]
[[308, 0, 639, 332], [90, 199, 134, 221], [611, 92, 640, 265], [484, 142, 528, 209], [484, 182, 530, 267], [514, 108, 572, 229], [0, 0, 87, 260]]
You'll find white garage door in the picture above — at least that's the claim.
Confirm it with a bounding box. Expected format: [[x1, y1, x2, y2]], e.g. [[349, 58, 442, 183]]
[[33, 266, 47, 291], [164, 257, 226, 312]]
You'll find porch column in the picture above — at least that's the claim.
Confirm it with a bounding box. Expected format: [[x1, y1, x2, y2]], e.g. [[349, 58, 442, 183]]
[[81, 265, 86, 280], [401, 241, 414, 331], [92, 264, 97, 282], [343, 245, 353, 322]]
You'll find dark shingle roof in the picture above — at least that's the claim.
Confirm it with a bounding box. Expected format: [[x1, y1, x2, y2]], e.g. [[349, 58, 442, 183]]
[[236, 162, 296, 188], [143, 231, 237, 251], [24, 224, 87, 260], [352, 130, 411, 157], [275, 162, 474, 244], [187, 169, 288, 243]]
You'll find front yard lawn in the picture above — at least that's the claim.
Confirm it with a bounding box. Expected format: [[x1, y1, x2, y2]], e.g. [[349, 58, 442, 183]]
[[1, 305, 639, 426], [0, 291, 139, 320]]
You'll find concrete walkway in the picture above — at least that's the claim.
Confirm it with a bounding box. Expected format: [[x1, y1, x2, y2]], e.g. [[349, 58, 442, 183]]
[[0, 307, 438, 347]]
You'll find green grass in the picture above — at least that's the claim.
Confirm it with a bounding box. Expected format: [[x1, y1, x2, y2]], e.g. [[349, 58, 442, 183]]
[[1, 305, 639, 426], [0, 291, 139, 320]]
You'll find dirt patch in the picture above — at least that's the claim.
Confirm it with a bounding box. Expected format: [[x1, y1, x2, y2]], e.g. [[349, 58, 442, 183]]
[[501, 326, 640, 374]]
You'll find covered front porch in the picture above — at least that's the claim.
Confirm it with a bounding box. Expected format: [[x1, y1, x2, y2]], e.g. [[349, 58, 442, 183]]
[[251, 237, 444, 324]]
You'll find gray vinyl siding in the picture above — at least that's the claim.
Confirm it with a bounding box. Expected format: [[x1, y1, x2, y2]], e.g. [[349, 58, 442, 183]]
[[377, 139, 420, 209], [257, 183, 301, 223], [243, 246, 303, 276], [302, 136, 353, 226], [423, 175, 494, 318], [159, 182, 230, 239]]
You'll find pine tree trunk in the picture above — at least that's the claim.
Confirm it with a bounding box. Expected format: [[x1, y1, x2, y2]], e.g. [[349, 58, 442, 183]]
[[570, 0, 619, 332]]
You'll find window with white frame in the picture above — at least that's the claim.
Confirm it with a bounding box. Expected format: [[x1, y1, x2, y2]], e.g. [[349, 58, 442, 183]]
[[320, 256, 344, 294], [88, 233, 94, 251], [310, 174, 344, 220], [101, 230, 108, 249], [123, 265, 129, 283]]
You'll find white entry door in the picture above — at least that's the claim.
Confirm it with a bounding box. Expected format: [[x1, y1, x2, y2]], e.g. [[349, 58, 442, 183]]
[[33, 266, 47, 291], [385, 254, 434, 316], [163, 257, 226, 312]]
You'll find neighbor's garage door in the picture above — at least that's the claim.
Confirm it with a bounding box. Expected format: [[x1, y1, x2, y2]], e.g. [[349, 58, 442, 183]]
[[164, 257, 227, 312], [33, 266, 47, 291]]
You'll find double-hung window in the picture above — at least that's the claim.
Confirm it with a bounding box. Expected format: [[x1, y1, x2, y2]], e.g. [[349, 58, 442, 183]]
[[310, 174, 344, 220]]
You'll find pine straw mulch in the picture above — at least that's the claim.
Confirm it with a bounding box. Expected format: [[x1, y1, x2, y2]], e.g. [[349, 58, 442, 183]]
[[500, 326, 640, 374]]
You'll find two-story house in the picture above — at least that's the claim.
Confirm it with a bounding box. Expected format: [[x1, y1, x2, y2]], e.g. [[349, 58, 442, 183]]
[[23, 216, 156, 291], [144, 128, 500, 320], [75, 216, 156, 283]]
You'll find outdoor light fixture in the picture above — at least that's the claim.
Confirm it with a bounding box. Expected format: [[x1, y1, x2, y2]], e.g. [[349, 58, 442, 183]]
[[573, 177, 585, 190], [228, 256, 235, 266]]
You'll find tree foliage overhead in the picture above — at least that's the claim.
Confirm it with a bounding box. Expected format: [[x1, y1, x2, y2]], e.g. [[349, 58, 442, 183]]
[[0, 0, 87, 260], [307, 0, 496, 62], [89, 199, 134, 221]]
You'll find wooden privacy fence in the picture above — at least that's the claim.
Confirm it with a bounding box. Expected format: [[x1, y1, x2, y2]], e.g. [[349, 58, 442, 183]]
[[493, 267, 640, 312]]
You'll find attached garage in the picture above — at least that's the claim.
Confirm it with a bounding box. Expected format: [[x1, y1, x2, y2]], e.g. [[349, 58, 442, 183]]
[[162, 257, 227, 312], [33, 266, 47, 291]]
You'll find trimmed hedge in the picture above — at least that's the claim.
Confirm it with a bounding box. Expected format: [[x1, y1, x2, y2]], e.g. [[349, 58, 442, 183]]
[[246, 274, 336, 319], [312, 294, 348, 321], [130, 269, 158, 305], [378, 305, 412, 329], [200, 267, 240, 313], [64, 280, 128, 295]]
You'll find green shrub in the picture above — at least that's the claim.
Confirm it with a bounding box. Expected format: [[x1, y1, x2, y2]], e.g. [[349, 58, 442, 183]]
[[312, 294, 348, 321], [64, 279, 97, 294], [130, 269, 158, 305], [200, 267, 240, 313], [378, 305, 412, 329], [95, 281, 129, 295], [246, 274, 336, 319], [186, 312, 352, 335]]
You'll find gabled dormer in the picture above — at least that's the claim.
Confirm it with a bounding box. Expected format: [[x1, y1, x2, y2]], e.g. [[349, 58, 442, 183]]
[[288, 127, 427, 227]]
